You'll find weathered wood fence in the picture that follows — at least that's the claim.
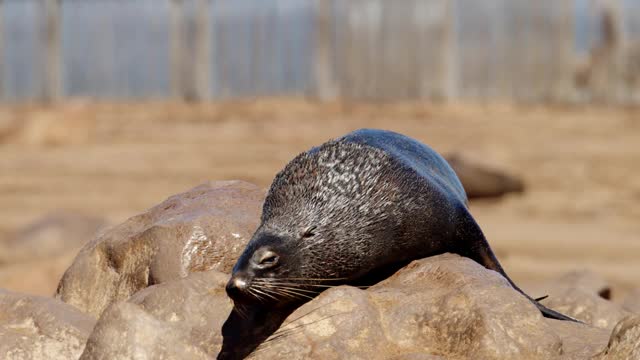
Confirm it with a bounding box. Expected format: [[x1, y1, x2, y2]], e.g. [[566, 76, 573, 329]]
[[1, 0, 639, 103]]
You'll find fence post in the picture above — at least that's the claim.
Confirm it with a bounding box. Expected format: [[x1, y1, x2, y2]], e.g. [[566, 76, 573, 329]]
[[42, 0, 62, 103], [552, 0, 575, 102], [192, 0, 211, 101], [314, 0, 337, 100], [0, 0, 4, 101], [441, 0, 457, 101], [170, 0, 185, 100]]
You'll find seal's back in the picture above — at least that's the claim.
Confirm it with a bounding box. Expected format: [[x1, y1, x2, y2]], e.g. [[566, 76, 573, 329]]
[[339, 129, 467, 206]]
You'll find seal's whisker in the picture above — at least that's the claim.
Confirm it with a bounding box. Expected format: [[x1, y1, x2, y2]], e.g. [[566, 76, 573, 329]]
[[255, 285, 292, 300], [249, 307, 346, 358], [279, 302, 336, 328], [269, 277, 348, 281], [251, 286, 279, 302], [264, 285, 320, 295], [253, 279, 369, 290], [247, 288, 266, 303], [269, 287, 310, 300], [271, 287, 315, 300], [234, 304, 249, 320], [254, 281, 367, 289], [266, 313, 346, 344]]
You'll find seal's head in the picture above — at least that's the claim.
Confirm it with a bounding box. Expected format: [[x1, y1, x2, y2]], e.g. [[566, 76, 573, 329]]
[[226, 140, 404, 306], [225, 226, 318, 306]]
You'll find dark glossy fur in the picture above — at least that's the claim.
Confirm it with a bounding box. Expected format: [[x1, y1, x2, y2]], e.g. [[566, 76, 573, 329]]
[[218, 129, 575, 359]]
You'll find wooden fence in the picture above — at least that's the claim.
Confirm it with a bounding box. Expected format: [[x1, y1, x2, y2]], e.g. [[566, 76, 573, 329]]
[[1, 0, 639, 103]]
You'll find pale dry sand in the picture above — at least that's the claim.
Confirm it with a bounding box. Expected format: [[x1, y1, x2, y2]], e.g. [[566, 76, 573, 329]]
[[0, 100, 638, 298]]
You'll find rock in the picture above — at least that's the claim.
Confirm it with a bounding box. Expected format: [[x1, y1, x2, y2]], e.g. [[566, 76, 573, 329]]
[[252, 254, 595, 360], [540, 270, 612, 299], [622, 288, 640, 314], [0, 289, 96, 360], [545, 320, 609, 359], [537, 270, 631, 329], [0, 211, 108, 265], [595, 315, 640, 359], [56, 180, 263, 317], [80, 270, 232, 360], [444, 153, 525, 199]]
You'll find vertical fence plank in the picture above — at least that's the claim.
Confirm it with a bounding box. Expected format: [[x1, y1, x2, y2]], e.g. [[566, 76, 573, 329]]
[[314, 0, 336, 100], [192, 0, 211, 101], [551, 0, 576, 102], [42, 0, 61, 102], [442, 0, 457, 100], [0, 0, 4, 101], [170, 0, 185, 99]]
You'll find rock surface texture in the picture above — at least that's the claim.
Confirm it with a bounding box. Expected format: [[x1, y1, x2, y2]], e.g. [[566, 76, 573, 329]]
[[594, 315, 640, 359], [538, 270, 633, 329], [80, 270, 231, 360], [0, 289, 96, 360], [55, 181, 263, 318], [250, 254, 604, 360]]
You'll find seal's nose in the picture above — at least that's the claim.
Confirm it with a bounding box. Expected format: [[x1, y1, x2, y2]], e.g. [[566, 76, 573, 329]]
[[225, 273, 250, 300]]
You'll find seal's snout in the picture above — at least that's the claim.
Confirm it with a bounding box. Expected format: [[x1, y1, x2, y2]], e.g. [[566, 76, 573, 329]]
[[226, 273, 251, 300]]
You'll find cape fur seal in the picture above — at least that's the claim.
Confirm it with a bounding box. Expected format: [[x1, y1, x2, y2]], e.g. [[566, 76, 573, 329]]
[[219, 129, 574, 359]]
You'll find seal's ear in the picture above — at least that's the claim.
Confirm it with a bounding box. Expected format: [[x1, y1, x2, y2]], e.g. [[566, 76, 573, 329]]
[[300, 226, 317, 239]]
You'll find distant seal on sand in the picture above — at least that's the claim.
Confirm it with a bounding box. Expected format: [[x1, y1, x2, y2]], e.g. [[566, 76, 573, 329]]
[[219, 129, 574, 359]]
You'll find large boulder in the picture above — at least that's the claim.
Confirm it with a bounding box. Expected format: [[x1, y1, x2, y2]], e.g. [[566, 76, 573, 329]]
[[251, 254, 598, 360], [595, 315, 640, 359], [0, 289, 96, 360], [80, 270, 232, 360], [622, 288, 640, 314], [55, 181, 263, 317]]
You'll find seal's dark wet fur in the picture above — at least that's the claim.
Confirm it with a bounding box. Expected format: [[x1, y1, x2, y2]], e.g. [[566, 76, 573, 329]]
[[218, 129, 575, 359]]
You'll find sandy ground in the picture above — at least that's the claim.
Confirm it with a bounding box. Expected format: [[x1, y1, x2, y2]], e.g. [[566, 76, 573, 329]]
[[0, 99, 638, 298]]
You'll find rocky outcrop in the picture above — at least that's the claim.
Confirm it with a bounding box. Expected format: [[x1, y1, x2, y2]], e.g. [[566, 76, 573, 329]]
[[0, 180, 634, 360], [249, 254, 597, 360], [622, 288, 640, 314], [537, 270, 632, 329], [55, 180, 263, 318], [0, 289, 96, 360], [595, 315, 640, 359], [80, 270, 232, 360]]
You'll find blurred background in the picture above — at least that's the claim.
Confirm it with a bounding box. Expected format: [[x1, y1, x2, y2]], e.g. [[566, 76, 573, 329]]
[[0, 0, 638, 302]]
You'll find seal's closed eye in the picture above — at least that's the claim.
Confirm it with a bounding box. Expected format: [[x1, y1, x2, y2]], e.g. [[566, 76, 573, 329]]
[[259, 252, 278, 266], [249, 248, 280, 270], [301, 226, 316, 239]]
